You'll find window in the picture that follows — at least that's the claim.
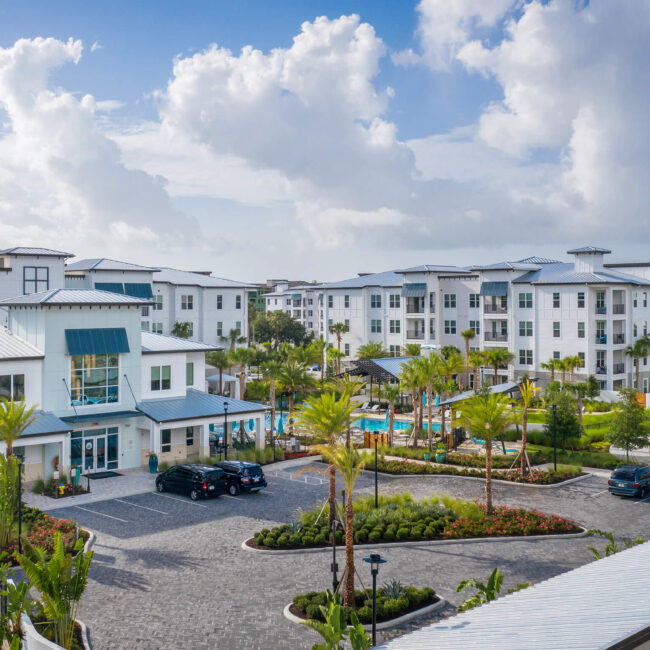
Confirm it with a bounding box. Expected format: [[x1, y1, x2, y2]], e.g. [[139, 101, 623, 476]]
[[469, 320, 480, 335], [344, 319, 350, 329], [370, 294, 382, 309], [578, 352, 585, 365], [633, 293, 638, 308], [187, 323, 194, 337], [217, 295, 223, 309], [519, 350, 533, 365], [553, 322, 560, 338], [644, 292, 648, 308], [389, 294, 400, 309], [634, 323, 638, 337], [141, 306, 150, 317], [152, 322, 163, 334], [344, 295, 350, 308], [235, 295, 242, 309], [577, 292, 585, 308], [23, 266, 48, 294], [370, 319, 382, 333], [389, 345, 400, 356], [141, 321, 150, 332], [444, 294, 456, 309], [0, 374, 25, 401], [70, 355, 119, 405], [181, 295, 193, 310], [153, 295, 163, 310], [216, 322, 223, 337], [469, 293, 480, 309], [286, 298, 291, 306], [186, 427, 194, 447], [518, 293, 533, 309], [327, 295, 333, 308], [186, 362, 194, 386], [553, 351, 560, 360], [151, 365, 171, 391], [235, 321, 242, 334], [389, 319, 401, 334], [308, 310, 313, 317], [552, 293, 560, 308], [518, 321, 533, 337], [429, 318, 435, 337], [596, 291, 606, 313], [161, 429, 171, 453], [328, 319, 333, 328], [645, 321, 649, 336], [344, 343, 350, 356], [308, 322, 313, 329], [308, 298, 313, 305], [444, 320, 456, 334], [578, 322, 585, 338]]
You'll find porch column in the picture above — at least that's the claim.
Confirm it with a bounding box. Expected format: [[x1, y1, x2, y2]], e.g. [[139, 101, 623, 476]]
[[150, 421, 162, 455], [60, 435, 71, 473], [199, 424, 210, 458], [254, 416, 264, 450]]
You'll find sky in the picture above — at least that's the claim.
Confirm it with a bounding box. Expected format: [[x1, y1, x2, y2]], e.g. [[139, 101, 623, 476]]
[[0, 0, 648, 282]]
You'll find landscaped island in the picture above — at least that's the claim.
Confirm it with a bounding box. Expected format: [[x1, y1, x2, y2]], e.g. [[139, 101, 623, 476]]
[[248, 493, 581, 550]]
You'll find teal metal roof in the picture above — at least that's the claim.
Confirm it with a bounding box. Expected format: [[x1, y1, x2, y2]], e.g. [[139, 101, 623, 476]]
[[480, 281, 509, 297], [65, 328, 130, 355], [124, 283, 153, 299], [22, 411, 71, 437], [401, 283, 427, 298], [95, 282, 124, 294], [137, 389, 265, 423]]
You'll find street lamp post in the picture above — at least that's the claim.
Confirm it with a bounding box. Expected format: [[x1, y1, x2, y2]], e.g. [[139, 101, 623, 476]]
[[363, 552, 387, 646], [373, 433, 379, 508], [17, 459, 22, 554], [330, 520, 338, 593], [551, 403, 557, 471], [224, 401, 229, 461]]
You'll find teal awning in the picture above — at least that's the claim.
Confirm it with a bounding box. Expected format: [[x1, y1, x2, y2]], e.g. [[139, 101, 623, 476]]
[[480, 282, 508, 297], [95, 282, 124, 294], [65, 328, 130, 356], [401, 283, 427, 298], [124, 283, 153, 299]]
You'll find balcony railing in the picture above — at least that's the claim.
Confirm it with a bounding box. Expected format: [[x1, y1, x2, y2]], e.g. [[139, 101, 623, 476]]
[[406, 306, 425, 314], [406, 330, 425, 340], [613, 362, 626, 374], [484, 304, 507, 314], [485, 332, 508, 342], [596, 365, 607, 375], [613, 333, 625, 344], [595, 334, 607, 344], [595, 305, 607, 314], [613, 304, 625, 314]]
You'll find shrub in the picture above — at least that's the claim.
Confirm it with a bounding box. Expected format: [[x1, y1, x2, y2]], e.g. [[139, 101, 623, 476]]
[[305, 603, 321, 620], [368, 530, 382, 543], [277, 533, 290, 547], [315, 533, 327, 545], [396, 526, 410, 540], [354, 530, 368, 544], [357, 605, 373, 623], [302, 535, 315, 546], [262, 535, 275, 547]]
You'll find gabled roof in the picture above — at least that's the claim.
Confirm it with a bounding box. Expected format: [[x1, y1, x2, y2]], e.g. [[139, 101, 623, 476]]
[[319, 270, 403, 290], [153, 267, 256, 289], [516, 256, 562, 264], [0, 289, 149, 306], [0, 329, 43, 360], [567, 245, 612, 254], [0, 247, 73, 258], [396, 265, 471, 274], [471, 261, 540, 271], [512, 263, 649, 286], [66, 258, 160, 272], [141, 332, 222, 354]]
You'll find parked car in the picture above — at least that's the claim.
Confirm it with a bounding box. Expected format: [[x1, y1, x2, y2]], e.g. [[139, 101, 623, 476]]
[[155, 464, 227, 500], [214, 460, 267, 495], [306, 364, 321, 375], [608, 465, 650, 498]]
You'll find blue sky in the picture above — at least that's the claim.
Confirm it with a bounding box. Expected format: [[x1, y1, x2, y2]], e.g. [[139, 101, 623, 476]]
[[0, 1, 647, 280]]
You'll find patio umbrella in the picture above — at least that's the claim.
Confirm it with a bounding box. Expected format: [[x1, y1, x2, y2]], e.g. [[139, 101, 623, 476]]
[[249, 418, 255, 432], [278, 417, 284, 435]]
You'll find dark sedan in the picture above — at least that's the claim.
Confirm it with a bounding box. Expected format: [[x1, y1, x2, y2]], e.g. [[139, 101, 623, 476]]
[[214, 460, 267, 495], [156, 464, 227, 500], [608, 465, 650, 498]]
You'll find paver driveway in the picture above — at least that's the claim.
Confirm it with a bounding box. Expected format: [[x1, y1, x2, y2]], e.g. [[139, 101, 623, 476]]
[[47, 463, 650, 649]]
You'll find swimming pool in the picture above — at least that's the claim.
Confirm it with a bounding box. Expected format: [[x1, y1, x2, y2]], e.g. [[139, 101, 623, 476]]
[[355, 417, 441, 433]]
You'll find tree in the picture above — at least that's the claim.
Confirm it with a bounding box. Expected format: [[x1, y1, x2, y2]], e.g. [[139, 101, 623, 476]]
[[460, 389, 513, 514], [563, 355, 584, 384], [383, 384, 401, 447], [416, 355, 441, 452], [516, 379, 536, 475], [254, 311, 311, 348], [469, 350, 485, 390], [625, 337, 650, 390], [329, 323, 349, 374], [261, 360, 283, 436], [607, 388, 649, 461], [309, 338, 327, 382], [0, 398, 36, 458], [327, 375, 366, 446], [483, 348, 514, 386], [585, 374, 600, 399], [171, 321, 192, 338], [460, 329, 476, 389], [543, 390, 581, 448], [229, 347, 258, 442], [541, 359, 560, 382], [404, 343, 421, 357], [436, 350, 464, 440], [327, 348, 345, 378], [399, 359, 422, 448], [278, 361, 316, 435], [0, 455, 21, 550], [356, 341, 388, 361], [220, 327, 246, 351], [457, 568, 528, 612], [296, 393, 359, 529], [206, 350, 230, 395]]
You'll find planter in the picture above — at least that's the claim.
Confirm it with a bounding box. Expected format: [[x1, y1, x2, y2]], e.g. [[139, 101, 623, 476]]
[[435, 453, 446, 463], [423, 452, 431, 461], [148, 455, 159, 473], [21, 614, 91, 650]]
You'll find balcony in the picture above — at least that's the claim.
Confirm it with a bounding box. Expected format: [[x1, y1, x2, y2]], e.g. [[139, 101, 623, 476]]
[[613, 362, 625, 374], [485, 332, 508, 342], [484, 304, 507, 314], [406, 298, 425, 314], [595, 305, 607, 314], [406, 330, 425, 340], [596, 365, 607, 375], [613, 304, 625, 315], [595, 334, 607, 344], [613, 333, 625, 344]]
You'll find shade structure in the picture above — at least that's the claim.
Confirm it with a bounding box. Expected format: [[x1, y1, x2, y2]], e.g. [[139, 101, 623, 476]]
[[479, 281, 508, 297], [94, 282, 124, 294], [249, 418, 255, 431], [65, 328, 130, 356], [124, 283, 153, 299], [401, 283, 427, 298]]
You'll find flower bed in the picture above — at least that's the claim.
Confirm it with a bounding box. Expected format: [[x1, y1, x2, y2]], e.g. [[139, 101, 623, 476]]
[[290, 585, 437, 625], [383, 447, 547, 469], [249, 493, 580, 550], [369, 458, 582, 484]]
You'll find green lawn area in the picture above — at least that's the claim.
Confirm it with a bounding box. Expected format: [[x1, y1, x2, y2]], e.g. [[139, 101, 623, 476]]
[[525, 410, 615, 434], [527, 444, 623, 469]]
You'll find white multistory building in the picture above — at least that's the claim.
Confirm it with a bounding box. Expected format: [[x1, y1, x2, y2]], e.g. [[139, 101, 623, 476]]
[[264, 282, 321, 336]]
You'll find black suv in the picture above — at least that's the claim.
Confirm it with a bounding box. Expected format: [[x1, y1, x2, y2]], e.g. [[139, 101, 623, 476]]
[[214, 460, 267, 495], [156, 464, 227, 500]]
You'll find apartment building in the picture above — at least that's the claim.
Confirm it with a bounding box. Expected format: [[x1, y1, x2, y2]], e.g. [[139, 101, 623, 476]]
[[264, 282, 321, 336]]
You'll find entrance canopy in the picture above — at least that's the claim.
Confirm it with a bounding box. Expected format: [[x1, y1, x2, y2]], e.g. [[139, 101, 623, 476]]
[[23, 411, 71, 437]]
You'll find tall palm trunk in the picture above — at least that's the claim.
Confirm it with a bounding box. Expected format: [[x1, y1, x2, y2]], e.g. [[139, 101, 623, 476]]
[[474, 365, 480, 389], [636, 359, 640, 391], [418, 389, 424, 431], [426, 383, 433, 452], [344, 492, 355, 607], [520, 407, 528, 476], [328, 466, 336, 530], [337, 335, 342, 374], [288, 392, 295, 436], [485, 438, 493, 514], [440, 405, 446, 447], [388, 402, 395, 447], [219, 369, 224, 395], [239, 367, 247, 443], [493, 363, 498, 386], [561, 369, 566, 384], [464, 341, 470, 389], [269, 378, 276, 436], [410, 393, 419, 448]]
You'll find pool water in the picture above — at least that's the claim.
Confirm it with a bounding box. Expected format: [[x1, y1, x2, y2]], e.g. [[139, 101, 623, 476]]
[[355, 417, 441, 433]]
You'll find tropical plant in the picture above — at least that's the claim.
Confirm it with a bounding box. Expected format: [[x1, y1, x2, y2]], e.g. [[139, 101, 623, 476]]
[[541, 358, 561, 383], [482, 348, 514, 386], [460, 329, 476, 389], [310, 338, 327, 382], [625, 336, 650, 390], [0, 398, 37, 458], [586, 530, 645, 560], [0, 456, 20, 550], [606, 388, 649, 461], [170, 321, 192, 338], [0, 558, 33, 649], [399, 359, 422, 448], [329, 323, 349, 374], [563, 354, 584, 384], [295, 393, 359, 528], [382, 579, 407, 600], [261, 359, 283, 436], [457, 567, 529, 612], [278, 361, 316, 435], [416, 355, 441, 452], [459, 389, 513, 513], [383, 384, 401, 447], [543, 390, 581, 448], [403, 343, 421, 357], [436, 350, 464, 441], [468, 350, 484, 390], [326, 348, 345, 378], [220, 327, 246, 351], [327, 376, 365, 446], [206, 350, 230, 395], [17, 533, 93, 650], [229, 346, 258, 442], [356, 342, 388, 361], [517, 379, 536, 475]]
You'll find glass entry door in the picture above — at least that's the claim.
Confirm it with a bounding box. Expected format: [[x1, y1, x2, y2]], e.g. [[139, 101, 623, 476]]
[[71, 427, 119, 473]]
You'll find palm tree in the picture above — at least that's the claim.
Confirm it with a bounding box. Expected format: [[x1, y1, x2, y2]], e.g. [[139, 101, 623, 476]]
[[318, 443, 364, 607], [516, 379, 536, 475], [564, 355, 584, 383], [460, 329, 476, 389], [295, 394, 359, 529], [399, 358, 422, 448], [383, 384, 401, 447], [206, 350, 230, 395], [356, 342, 388, 403], [220, 327, 246, 351], [460, 389, 513, 514], [171, 321, 192, 338], [469, 350, 484, 390], [329, 323, 349, 374], [403, 343, 421, 357], [309, 338, 327, 382], [326, 348, 345, 378], [0, 398, 37, 458], [625, 337, 650, 390], [278, 361, 316, 436], [267, 311, 286, 349], [327, 375, 366, 446], [417, 355, 442, 452], [261, 360, 283, 436], [483, 348, 514, 386]]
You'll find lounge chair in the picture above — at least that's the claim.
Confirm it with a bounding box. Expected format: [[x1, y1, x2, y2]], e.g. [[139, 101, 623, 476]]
[[357, 402, 369, 411], [369, 404, 380, 413], [471, 436, 486, 446]]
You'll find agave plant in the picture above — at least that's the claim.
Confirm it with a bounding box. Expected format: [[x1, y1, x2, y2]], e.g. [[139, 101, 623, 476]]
[[288, 520, 303, 534], [382, 579, 406, 600]]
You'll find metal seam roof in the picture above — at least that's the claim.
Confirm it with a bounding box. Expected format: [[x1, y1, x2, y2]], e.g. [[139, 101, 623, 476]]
[[153, 267, 257, 289], [0, 329, 44, 360], [0, 247, 73, 257], [65, 258, 160, 272], [22, 411, 71, 437], [319, 270, 404, 290], [141, 332, 222, 354], [0, 289, 149, 305]]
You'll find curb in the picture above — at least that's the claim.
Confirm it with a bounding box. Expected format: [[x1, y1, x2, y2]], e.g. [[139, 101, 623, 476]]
[[283, 597, 448, 632], [78, 618, 92, 650], [83, 529, 96, 553], [241, 527, 588, 555]]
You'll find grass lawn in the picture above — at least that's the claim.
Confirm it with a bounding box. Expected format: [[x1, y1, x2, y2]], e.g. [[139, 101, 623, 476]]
[[526, 444, 623, 469]]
